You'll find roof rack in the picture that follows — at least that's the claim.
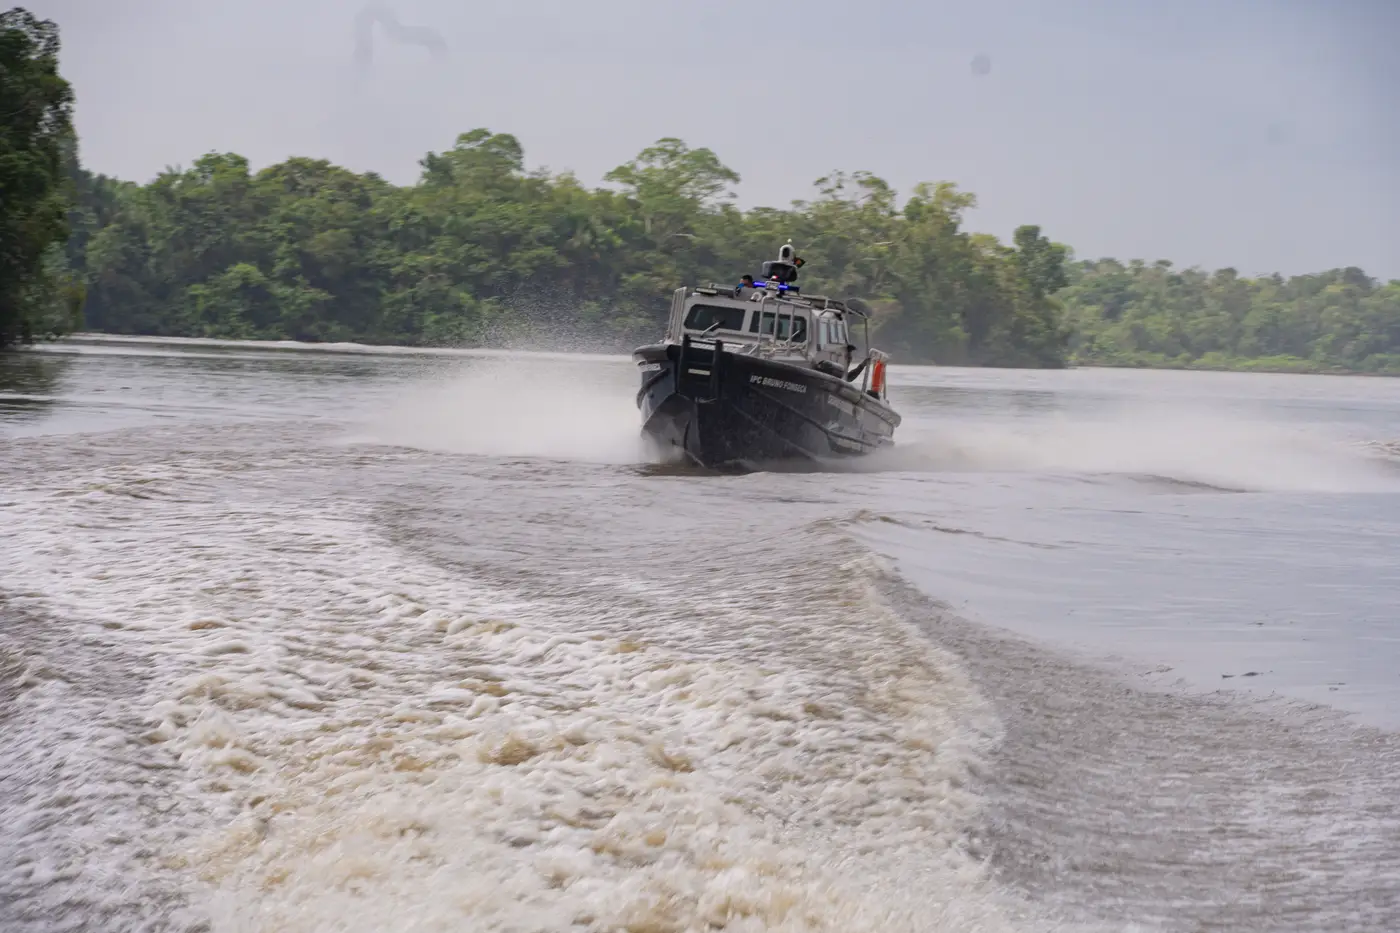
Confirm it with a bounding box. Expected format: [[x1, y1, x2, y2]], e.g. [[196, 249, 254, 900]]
[[684, 285, 868, 317]]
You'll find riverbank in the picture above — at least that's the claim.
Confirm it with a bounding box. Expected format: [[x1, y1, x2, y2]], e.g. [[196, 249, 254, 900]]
[[12, 332, 1397, 380], [1071, 351, 1400, 377]]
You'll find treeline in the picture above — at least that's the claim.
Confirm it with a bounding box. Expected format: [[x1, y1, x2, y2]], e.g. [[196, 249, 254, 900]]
[[1062, 261, 1400, 375], [6, 9, 1399, 373], [1, 9, 81, 348], [65, 136, 1400, 373], [63, 132, 1070, 366]]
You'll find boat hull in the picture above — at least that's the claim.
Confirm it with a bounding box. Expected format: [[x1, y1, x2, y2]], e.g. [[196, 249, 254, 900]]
[[632, 339, 900, 470]]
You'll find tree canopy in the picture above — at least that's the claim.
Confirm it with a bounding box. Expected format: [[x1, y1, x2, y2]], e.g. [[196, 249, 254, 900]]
[[66, 131, 1073, 366], [9, 12, 1399, 374], [1062, 260, 1400, 375], [60, 132, 1400, 373], [0, 7, 78, 348]]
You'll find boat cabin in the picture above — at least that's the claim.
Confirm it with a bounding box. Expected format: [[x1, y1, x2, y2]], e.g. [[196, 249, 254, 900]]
[[661, 246, 891, 401], [665, 287, 857, 372]]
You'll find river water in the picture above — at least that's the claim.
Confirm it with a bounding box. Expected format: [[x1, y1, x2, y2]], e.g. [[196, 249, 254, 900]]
[[2, 336, 1398, 933]]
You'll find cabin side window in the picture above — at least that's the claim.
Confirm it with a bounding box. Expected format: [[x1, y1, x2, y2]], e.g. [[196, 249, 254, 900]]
[[747, 311, 808, 343], [683, 304, 747, 334], [819, 315, 850, 349]]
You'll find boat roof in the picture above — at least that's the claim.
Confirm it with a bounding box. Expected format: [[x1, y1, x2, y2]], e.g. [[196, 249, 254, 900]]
[[684, 285, 869, 317]]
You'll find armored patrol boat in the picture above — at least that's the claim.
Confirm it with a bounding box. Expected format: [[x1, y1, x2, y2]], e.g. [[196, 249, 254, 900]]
[[632, 242, 902, 469]]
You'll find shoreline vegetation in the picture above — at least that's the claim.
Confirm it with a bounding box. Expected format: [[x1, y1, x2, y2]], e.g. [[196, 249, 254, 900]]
[[5, 11, 1399, 376], [42, 332, 1398, 379], [38, 331, 1400, 382]]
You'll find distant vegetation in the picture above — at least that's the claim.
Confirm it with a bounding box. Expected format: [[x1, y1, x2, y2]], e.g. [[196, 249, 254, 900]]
[[5, 9, 1399, 373], [61, 135, 1071, 368], [0, 9, 82, 349], [1062, 261, 1400, 375]]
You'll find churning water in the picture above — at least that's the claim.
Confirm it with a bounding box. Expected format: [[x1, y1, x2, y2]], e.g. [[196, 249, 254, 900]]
[[2, 337, 1398, 933]]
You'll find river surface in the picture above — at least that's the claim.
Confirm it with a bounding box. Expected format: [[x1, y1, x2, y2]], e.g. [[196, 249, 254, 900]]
[[2, 335, 1398, 933]]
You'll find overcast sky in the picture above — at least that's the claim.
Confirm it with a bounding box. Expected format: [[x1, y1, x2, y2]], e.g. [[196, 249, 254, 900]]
[[26, 0, 1400, 278]]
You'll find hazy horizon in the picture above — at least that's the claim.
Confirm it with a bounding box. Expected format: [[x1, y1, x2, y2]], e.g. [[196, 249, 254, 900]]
[[25, 0, 1400, 279]]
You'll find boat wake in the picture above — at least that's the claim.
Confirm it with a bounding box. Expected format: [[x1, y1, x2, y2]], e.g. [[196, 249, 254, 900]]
[[349, 355, 651, 465], [338, 357, 1400, 497], [1362, 438, 1400, 461], [7, 339, 1400, 933], [844, 409, 1400, 493], [0, 423, 1070, 933], [873, 569, 1400, 933]]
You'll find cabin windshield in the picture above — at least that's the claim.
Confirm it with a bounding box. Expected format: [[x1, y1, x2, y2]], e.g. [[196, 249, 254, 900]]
[[683, 303, 746, 334], [749, 310, 808, 343]]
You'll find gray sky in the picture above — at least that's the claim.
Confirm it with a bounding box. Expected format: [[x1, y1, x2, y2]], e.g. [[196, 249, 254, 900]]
[[29, 0, 1400, 278]]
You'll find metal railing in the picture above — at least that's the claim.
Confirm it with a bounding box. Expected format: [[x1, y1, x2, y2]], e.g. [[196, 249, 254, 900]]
[[750, 288, 805, 358]]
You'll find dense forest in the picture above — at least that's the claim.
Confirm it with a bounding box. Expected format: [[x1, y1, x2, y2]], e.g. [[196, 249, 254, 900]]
[[59, 136, 1071, 367], [5, 9, 1399, 372], [0, 9, 81, 348], [1063, 261, 1400, 375]]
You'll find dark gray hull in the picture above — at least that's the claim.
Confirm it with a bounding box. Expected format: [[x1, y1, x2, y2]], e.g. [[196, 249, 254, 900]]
[[633, 338, 900, 470]]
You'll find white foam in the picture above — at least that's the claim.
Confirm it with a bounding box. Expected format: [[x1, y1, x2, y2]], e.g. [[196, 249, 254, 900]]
[[0, 441, 1063, 932], [350, 355, 652, 464], [880, 403, 1400, 493]]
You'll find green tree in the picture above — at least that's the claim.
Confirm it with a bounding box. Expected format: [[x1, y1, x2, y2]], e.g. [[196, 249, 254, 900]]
[[68, 133, 1083, 365], [0, 8, 77, 348], [998, 225, 1070, 366], [1061, 259, 1400, 374], [14, 96, 1393, 376], [603, 137, 740, 241]]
